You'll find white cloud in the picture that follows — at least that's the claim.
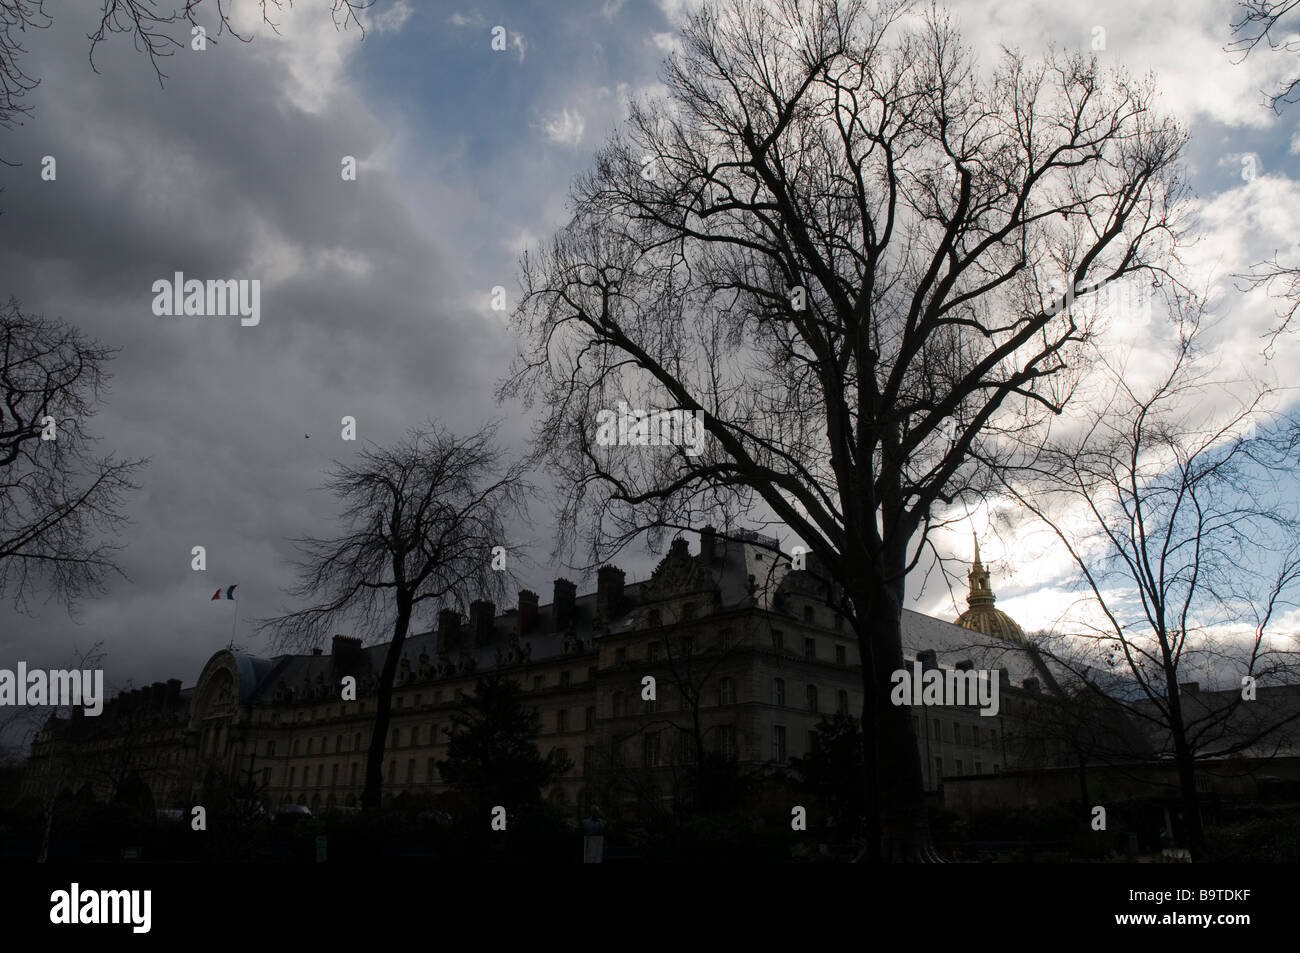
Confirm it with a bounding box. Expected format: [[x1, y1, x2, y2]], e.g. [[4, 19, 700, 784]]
[[538, 108, 585, 147], [602, 0, 627, 21], [650, 32, 680, 55], [372, 0, 413, 34], [448, 11, 485, 28]]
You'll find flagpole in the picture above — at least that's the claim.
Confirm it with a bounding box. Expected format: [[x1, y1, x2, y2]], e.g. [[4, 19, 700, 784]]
[[231, 594, 239, 648]]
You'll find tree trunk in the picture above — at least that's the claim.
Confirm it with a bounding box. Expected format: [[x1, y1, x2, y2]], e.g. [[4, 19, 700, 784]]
[[361, 602, 412, 812], [850, 571, 937, 862], [1162, 645, 1206, 861]]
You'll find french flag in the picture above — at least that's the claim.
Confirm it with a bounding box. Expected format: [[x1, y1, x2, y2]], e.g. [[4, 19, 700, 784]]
[[211, 585, 238, 601]]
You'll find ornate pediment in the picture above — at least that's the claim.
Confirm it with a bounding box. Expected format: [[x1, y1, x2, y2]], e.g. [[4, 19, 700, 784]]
[[646, 538, 714, 600]]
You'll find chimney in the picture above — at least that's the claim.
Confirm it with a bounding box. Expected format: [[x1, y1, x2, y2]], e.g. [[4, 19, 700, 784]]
[[518, 590, 539, 635], [917, 649, 939, 671], [700, 525, 717, 564], [331, 635, 364, 679], [312, 648, 323, 656], [437, 609, 463, 655], [151, 681, 166, 711], [1023, 677, 1041, 694], [553, 579, 577, 629], [596, 565, 626, 620], [470, 600, 496, 646], [166, 679, 182, 707]]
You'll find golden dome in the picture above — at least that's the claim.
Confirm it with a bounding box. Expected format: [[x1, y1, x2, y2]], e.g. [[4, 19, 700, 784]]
[[954, 537, 1027, 645]]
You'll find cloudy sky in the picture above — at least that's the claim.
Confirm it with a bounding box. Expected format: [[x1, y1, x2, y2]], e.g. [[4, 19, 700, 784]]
[[0, 0, 1296, 701]]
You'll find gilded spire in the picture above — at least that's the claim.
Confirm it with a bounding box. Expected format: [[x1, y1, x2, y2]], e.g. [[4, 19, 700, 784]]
[[955, 537, 1027, 644]]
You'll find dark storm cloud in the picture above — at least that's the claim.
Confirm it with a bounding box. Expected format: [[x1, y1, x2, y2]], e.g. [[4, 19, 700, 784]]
[[0, 7, 534, 694]]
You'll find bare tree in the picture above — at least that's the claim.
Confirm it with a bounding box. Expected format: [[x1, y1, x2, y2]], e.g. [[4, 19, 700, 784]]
[[1227, 0, 1300, 113], [502, 0, 1189, 859], [0, 299, 146, 612], [1226, 3, 1300, 339], [993, 307, 1300, 861], [0, 0, 369, 130], [258, 421, 531, 812]]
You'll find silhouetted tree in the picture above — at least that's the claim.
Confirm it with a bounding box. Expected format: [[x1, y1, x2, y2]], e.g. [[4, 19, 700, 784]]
[[504, 0, 1189, 859], [0, 300, 145, 612], [437, 673, 572, 825], [259, 421, 530, 812], [791, 711, 868, 840]]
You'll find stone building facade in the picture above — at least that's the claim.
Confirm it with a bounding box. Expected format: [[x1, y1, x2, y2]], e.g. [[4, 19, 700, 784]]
[[22, 528, 1053, 814]]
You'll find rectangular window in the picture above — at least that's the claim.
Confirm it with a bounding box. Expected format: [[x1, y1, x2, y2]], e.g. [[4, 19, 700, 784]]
[[719, 678, 735, 706], [952, 722, 961, 745], [293, 739, 300, 756], [427, 758, 436, 783], [288, 767, 296, 787], [936, 757, 943, 779], [806, 684, 819, 713], [803, 606, 814, 623], [772, 630, 784, 652], [560, 670, 571, 687], [331, 763, 339, 786], [557, 709, 569, 732], [267, 740, 276, 757], [971, 725, 980, 747], [955, 759, 963, 775], [834, 614, 844, 631], [262, 767, 272, 787], [772, 725, 787, 764], [354, 732, 361, 752], [533, 675, 544, 691], [648, 642, 660, 662], [336, 735, 343, 753], [772, 678, 785, 706], [392, 728, 400, 747], [307, 738, 314, 754], [932, 720, 940, 740], [387, 760, 395, 783], [835, 644, 847, 665], [719, 725, 736, 760], [804, 637, 815, 659], [837, 689, 849, 714], [316, 765, 323, 786], [975, 761, 982, 776], [350, 763, 357, 786], [585, 706, 596, 730], [643, 732, 660, 768], [583, 745, 595, 778]]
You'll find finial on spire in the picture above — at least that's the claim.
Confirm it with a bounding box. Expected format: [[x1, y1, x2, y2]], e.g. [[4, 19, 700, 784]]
[[973, 531, 981, 567]]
